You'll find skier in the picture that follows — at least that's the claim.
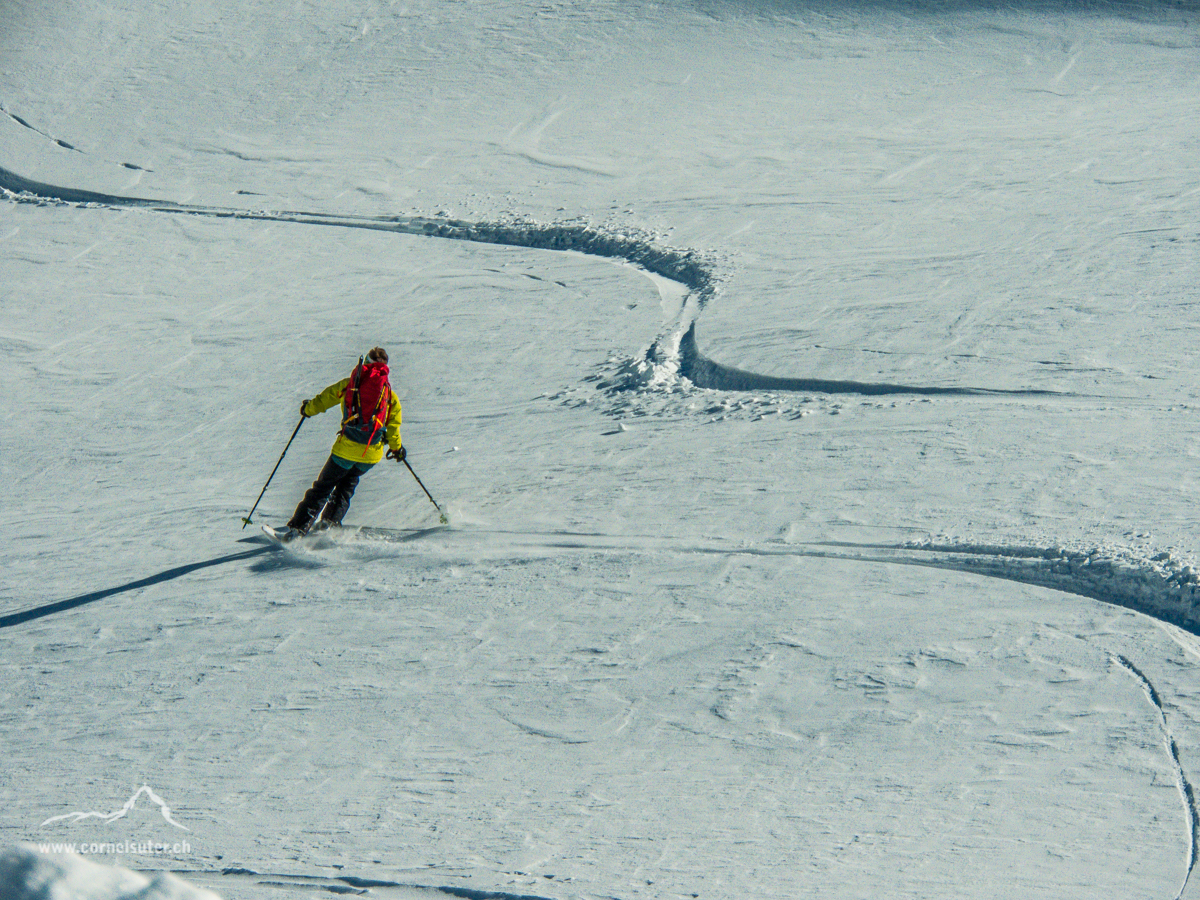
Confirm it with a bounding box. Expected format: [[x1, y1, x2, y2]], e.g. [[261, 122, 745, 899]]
[[279, 347, 405, 539]]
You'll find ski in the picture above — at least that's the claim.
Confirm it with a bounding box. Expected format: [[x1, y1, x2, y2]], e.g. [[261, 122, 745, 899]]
[[261, 522, 447, 549], [260, 523, 295, 545], [261, 523, 336, 551]]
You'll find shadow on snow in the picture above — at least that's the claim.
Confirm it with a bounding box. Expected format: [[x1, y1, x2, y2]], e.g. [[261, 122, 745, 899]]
[[0, 544, 280, 629]]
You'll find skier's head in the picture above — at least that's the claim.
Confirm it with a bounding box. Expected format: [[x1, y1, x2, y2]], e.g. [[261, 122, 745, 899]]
[[367, 347, 388, 365]]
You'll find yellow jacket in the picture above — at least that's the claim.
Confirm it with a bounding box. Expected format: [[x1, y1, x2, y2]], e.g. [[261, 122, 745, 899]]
[[303, 377, 402, 465]]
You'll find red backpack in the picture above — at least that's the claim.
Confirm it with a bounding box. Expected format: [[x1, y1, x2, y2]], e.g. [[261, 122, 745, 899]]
[[341, 357, 391, 448]]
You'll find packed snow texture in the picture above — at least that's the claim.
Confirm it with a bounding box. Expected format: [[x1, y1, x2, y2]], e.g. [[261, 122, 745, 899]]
[[2, 1, 1200, 899], [0, 844, 220, 900]]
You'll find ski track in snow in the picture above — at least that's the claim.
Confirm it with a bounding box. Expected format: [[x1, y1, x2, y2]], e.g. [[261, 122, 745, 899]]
[[3, 163, 1200, 640], [0, 163, 1074, 405], [4, 526, 1200, 641], [185, 866, 561, 900], [1113, 654, 1199, 900], [0, 104, 149, 171]]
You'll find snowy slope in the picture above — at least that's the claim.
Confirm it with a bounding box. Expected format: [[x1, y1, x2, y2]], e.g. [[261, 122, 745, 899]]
[[0, 844, 220, 900], [3, 2, 1200, 899]]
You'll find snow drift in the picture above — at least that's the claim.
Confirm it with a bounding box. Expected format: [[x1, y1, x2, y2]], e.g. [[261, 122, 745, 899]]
[[0, 845, 220, 900]]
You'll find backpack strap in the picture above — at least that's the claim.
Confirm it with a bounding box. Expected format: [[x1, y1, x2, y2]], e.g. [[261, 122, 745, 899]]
[[340, 356, 366, 434], [362, 384, 390, 448]]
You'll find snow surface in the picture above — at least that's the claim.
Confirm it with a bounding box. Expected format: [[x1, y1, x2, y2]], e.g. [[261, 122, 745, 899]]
[[2, 1, 1200, 898], [0, 844, 220, 900]]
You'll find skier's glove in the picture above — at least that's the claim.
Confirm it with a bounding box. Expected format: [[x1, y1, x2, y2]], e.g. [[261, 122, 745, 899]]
[[387, 446, 407, 463], [300, 400, 312, 418]]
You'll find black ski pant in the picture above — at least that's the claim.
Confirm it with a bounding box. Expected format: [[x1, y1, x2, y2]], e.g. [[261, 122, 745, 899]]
[[288, 455, 374, 532]]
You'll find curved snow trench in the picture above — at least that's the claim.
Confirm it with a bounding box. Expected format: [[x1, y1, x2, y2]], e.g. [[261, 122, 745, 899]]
[[3, 165, 1198, 633], [1115, 654, 1199, 900], [1, 165, 1067, 400]]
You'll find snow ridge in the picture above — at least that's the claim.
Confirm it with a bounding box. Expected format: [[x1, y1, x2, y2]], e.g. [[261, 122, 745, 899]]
[[0, 163, 718, 394], [799, 540, 1200, 634], [0, 166, 717, 302], [1113, 655, 1199, 900], [1, 165, 1053, 402], [676, 322, 1065, 397]]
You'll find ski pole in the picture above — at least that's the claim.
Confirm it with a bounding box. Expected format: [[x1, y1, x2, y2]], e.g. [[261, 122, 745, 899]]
[[241, 416, 305, 528], [403, 457, 449, 525]]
